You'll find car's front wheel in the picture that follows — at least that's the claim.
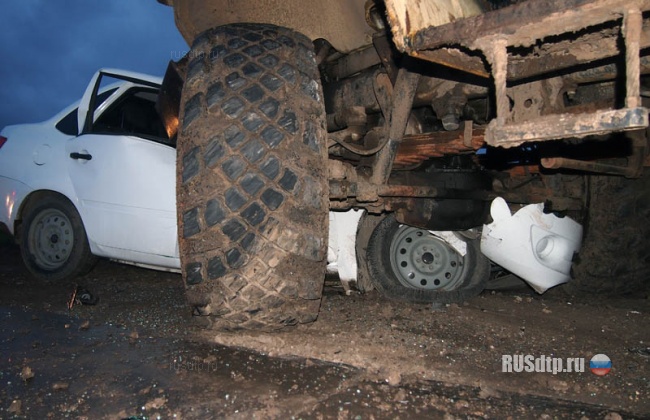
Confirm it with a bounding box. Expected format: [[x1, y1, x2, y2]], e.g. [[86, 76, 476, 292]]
[[20, 193, 97, 281], [366, 214, 489, 304]]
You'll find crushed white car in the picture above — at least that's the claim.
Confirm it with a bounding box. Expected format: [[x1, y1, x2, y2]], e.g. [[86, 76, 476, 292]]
[[0, 68, 583, 297]]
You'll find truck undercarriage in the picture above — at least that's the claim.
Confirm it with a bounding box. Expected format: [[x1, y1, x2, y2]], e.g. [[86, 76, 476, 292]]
[[159, 0, 650, 329]]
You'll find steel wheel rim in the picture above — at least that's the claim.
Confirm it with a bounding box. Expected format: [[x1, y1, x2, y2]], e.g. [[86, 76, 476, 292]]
[[389, 225, 465, 291], [28, 208, 74, 270]]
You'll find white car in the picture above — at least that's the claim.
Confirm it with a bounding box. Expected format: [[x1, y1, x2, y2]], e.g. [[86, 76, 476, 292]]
[[0, 69, 179, 281], [0, 68, 367, 285], [0, 68, 581, 295]]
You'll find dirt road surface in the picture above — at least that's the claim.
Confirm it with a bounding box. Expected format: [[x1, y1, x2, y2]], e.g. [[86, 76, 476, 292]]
[[1, 242, 648, 419]]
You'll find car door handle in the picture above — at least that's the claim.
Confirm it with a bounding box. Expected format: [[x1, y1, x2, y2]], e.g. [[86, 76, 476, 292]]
[[70, 152, 92, 161]]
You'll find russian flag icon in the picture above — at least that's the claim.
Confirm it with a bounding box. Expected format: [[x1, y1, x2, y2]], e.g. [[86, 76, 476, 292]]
[[590, 354, 612, 376]]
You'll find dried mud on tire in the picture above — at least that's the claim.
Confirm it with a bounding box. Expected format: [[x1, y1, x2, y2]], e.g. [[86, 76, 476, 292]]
[[176, 24, 328, 330], [570, 169, 650, 295]]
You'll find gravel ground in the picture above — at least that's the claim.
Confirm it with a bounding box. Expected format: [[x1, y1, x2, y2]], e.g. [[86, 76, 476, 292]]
[[1, 242, 648, 419]]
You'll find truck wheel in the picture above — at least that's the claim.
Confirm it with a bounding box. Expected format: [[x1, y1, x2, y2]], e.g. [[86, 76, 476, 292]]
[[176, 24, 328, 330], [569, 170, 650, 295], [20, 194, 97, 282], [367, 214, 488, 304]]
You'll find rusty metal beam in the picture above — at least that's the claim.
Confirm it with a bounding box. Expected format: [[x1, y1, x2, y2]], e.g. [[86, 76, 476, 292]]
[[401, 0, 650, 82], [624, 8, 643, 109], [373, 35, 400, 84], [329, 180, 492, 200], [407, 0, 650, 52], [413, 22, 650, 81], [377, 185, 491, 200], [565, 55, 650, 85], [414, 49, 489, 78], [541, 157, 636, 176], [485, 107, 649, 148], [509, 28, 650, 81], [542, 129, 649, 177], [482, 38, 510, 125], [327, 46, 381, 80], [370, 67, 420, 185]]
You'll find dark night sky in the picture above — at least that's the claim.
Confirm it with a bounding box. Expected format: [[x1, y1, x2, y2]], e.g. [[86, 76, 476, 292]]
[[0, 0, 188, 130]]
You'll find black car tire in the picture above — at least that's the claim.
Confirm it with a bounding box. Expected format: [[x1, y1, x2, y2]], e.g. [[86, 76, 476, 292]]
[[355, 212, 383, 293], [20, 193, 97, 282], [367, 214, 489, 304]]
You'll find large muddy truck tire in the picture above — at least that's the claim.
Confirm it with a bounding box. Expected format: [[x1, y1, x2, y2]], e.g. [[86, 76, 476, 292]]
[[569, 169, 650, 296], [176, 23, 329, 330]]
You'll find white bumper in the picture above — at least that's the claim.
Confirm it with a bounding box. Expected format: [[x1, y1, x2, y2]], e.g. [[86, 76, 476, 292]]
[[480, 197, 583, 293]]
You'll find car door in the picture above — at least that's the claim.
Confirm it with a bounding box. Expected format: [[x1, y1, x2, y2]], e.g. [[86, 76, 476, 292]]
[[66, 70, 178, 266]]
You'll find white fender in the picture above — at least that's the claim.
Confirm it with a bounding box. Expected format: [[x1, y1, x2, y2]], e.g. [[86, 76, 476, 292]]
[[480, 197, 583, 293]]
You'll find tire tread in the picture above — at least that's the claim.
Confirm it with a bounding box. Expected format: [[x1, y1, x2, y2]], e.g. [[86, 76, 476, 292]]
[[176, 24, 328, 330]]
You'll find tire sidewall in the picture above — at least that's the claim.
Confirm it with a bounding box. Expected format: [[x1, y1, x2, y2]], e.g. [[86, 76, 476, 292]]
[[367, 214, 488, 303], [20, 195, 94, 282]]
